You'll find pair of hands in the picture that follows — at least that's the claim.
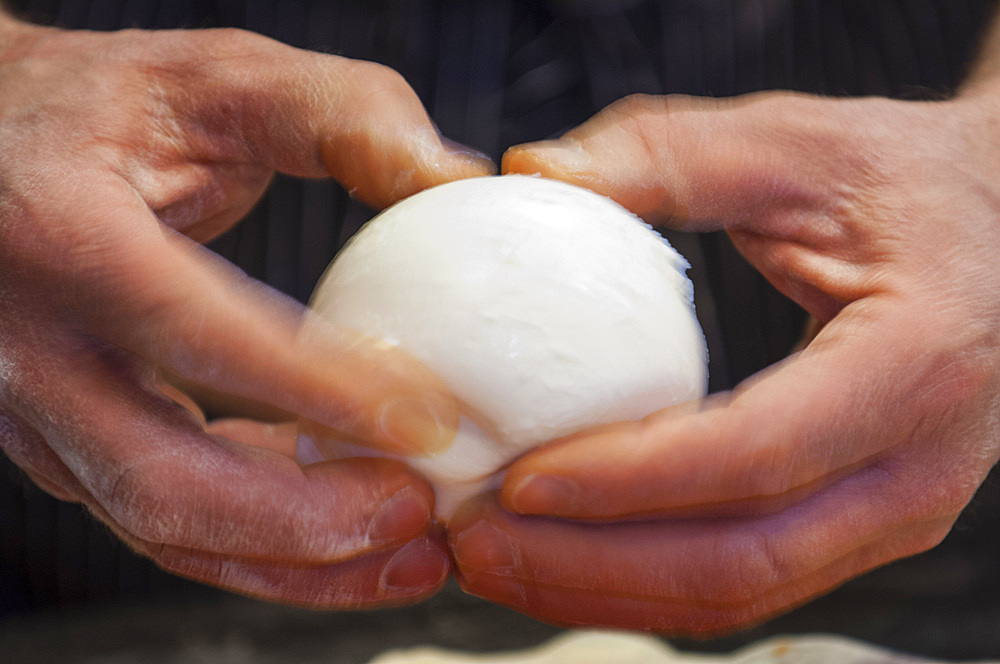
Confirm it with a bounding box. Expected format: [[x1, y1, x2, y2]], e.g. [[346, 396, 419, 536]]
[[2, 17, 998, 635]]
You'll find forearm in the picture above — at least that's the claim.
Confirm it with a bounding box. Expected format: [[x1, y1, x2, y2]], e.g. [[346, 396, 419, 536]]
[[0, 6, 37, 61], [945, 8, 1000, 176], [961, 7, 1000, 96], [0, 5, 15, 41]]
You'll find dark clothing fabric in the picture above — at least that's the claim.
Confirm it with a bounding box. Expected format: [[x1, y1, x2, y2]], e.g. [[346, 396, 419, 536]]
[[2, 1, 999, 659]]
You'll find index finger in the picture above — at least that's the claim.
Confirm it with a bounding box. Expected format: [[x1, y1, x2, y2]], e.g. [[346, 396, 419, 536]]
[[24, 175, 457, 456], [503, 302, 991, 519]]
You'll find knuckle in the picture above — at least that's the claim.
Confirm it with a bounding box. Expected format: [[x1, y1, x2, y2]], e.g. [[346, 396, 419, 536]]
[[0, 410, 75, 497], [605, 94, 669, 144], [162, 28, 285, 89], [696, 533, 787, 606], [347, 61, 421, 118], [897, 520, 952, 560], [0, 409, 29, 457], [354, 60, 410, 94], [610, 92, 662, 118], [104, 459, 182, 544], [197, 27, 275, 56], [914, 520, 954, 553], [915, 470, 980, 523]]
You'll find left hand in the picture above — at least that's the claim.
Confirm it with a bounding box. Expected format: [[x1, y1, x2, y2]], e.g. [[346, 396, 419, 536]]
[[449, 91, 1000, 635], [0, 16, 490, 608]]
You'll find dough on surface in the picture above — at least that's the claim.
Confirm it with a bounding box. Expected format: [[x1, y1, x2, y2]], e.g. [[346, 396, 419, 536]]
[[367, 630, 971, 664]]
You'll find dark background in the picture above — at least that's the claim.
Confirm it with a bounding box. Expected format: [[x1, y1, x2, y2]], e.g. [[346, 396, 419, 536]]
[[2, 1, 999, 661]]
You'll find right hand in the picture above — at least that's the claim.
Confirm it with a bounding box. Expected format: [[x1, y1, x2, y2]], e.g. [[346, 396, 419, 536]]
[[452, 90, 1000, 634], [0, 14, 492, 607]]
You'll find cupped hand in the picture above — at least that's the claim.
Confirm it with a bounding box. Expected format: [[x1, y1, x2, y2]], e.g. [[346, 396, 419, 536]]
[[0, 14, 492, 607], [451, 91, 1000, 633]]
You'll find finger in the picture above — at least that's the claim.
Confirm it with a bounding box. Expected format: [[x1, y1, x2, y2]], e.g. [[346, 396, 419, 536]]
[[157, 371, 295, 424], [501, 92, 858, 230], [95, 496, 451, 609], [145, 161, 274, 243], [154, 378, 207, 424], [5, 333, 436, 564], [34, 175, 456, 456], [204, 418, 298, 457], [792, 315, 825, 353], [153, 530, 452, 609], [168, 29, 495, 208], [502, 92, 906, 322], [503, 304, 990, 519], [453, 458, 961, 636]]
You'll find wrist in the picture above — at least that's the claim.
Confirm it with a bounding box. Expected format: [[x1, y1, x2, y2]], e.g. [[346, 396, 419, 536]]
[[0, 6, 17, 45], [0, 9, 45, 62], [948, 90, 1000, 202], [955, 14, 1000, 132]]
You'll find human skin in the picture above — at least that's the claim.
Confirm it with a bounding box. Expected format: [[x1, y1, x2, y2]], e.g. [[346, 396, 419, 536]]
[[0, 11, 493, 607], [450, 20, 1000, 636]]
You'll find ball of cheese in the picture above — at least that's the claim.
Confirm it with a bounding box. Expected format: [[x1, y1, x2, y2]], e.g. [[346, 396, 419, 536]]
[[297, 175, 707, 517]]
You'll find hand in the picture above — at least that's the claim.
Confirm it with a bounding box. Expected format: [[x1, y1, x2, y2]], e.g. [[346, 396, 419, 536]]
[[0, 14, 492, 607], [450, 90, 1000, 634]]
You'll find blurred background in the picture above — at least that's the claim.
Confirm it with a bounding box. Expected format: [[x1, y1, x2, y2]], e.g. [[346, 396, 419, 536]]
[[2, 1, 999, 661]]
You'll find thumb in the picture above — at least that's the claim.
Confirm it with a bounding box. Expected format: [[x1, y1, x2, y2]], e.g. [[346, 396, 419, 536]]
[[502, 92, 901, 322], [502, 92, 840, 230], [177, 30, 494, 209], [311, 58, 497, 208]]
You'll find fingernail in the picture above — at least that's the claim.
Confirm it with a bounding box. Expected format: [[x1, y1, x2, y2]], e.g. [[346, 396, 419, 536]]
[[508, 474, 580, 515], [452, 519, 520, 575], [377, 397, 455, 456], [379, 538, 450, 594], [440, 137, 497, 175], [367, 485, 431, 546], [506, 140, 591, 173]]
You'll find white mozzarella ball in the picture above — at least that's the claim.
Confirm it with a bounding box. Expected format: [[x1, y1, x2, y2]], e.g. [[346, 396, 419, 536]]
[[297, 175, 708, 517]]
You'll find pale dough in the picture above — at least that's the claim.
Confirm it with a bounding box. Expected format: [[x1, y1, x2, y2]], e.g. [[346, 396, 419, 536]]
[[367, 630, 976, 664]]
